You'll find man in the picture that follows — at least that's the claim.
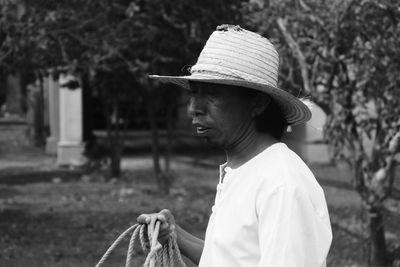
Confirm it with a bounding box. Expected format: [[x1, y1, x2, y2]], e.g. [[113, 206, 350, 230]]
[[138, 24, 332, 267]]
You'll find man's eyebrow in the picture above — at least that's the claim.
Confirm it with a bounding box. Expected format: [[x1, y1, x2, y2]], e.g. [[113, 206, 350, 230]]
[[187, 87, 196, 93]]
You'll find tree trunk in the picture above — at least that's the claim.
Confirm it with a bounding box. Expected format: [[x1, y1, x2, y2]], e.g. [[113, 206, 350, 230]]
[[146, 98, 170, 194], [164, 103, 174, 172], [82, 72, 94, 145], [147, 100, 161, 179], [368, 207, 388, 266], [104, 95, 125, 180], [110, 146, 121, 178]]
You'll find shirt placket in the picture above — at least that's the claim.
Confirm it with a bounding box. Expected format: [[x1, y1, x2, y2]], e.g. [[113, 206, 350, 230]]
[[213, 166, 234, 214]]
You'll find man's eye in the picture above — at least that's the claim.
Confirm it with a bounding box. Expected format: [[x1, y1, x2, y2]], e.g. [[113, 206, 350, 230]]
[[186, 90, 195, 97]]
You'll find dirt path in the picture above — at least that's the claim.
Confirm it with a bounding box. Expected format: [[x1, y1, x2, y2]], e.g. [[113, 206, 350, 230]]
[[0, 152, 399, 266]]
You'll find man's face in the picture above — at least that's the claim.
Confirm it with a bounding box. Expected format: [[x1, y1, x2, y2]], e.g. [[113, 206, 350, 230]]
[[187, 82, 256, 148]]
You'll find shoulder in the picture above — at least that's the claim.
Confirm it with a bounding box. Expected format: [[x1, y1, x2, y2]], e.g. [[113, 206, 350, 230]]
[[255, 143, 328, 214], [252, 142, 313, 185]]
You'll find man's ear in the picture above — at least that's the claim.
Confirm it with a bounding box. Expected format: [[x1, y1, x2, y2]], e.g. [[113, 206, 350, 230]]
[[251, 93, 270, 117]]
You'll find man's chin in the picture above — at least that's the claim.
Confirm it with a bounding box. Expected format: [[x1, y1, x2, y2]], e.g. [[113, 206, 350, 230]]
[[200, 137, 221, 147]]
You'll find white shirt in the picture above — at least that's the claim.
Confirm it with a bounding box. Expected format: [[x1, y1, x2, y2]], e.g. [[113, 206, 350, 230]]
[[198, 143, 332, 267]]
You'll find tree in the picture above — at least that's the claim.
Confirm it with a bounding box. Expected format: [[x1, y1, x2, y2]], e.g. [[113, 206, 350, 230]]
[[247, 0, 400, 265], [2, 0, 250, 191], [0, 0, 64, 145], [1, 0, 143, 175], [123, 0, 249, 193]]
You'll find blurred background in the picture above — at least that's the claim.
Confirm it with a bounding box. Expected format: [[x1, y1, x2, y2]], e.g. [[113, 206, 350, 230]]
[[0, 0, 399, 266]]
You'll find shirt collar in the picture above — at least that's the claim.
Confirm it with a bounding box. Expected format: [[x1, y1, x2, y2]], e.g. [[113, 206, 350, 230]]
[[219, 162, 228, 183]]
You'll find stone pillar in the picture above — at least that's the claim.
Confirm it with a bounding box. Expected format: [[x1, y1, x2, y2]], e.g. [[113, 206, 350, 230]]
[[57, 73, 85, 166], [45, 71, 60, 154], [284, 104, 331, 164]]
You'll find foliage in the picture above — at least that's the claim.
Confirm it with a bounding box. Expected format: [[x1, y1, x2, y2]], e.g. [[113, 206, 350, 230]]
[[126, 0, 248, 192], [246, 0, 400, 264], [322, 0, 400, 203], [1, 0, 249, 187]]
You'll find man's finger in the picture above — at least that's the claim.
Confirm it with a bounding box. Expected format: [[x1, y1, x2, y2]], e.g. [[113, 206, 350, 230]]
[[156, 213, 167, 222], [159, 221, 170, 230], [137, 214, 150, 223], [160, 209, 174, 221]]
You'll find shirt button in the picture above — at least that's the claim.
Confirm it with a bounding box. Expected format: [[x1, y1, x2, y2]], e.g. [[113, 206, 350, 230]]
[[224, 166, 233, 173]]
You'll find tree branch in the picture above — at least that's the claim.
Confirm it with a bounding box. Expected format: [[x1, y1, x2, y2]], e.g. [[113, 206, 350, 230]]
[[297, 0, 312, 12], [277, 17, 312, 94]]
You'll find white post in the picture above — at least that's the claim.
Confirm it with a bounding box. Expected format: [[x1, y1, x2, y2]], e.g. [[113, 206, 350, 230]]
[[57, 73, 85, 166], [45, 71, 60, 154]]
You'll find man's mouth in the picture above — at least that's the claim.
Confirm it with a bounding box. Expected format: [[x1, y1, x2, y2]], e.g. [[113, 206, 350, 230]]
[[193, 123, 211, 135], [196, 126, 210, 134]]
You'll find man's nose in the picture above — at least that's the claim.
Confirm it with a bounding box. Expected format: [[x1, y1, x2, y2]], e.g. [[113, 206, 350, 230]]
[[187, 96, 206, 117]]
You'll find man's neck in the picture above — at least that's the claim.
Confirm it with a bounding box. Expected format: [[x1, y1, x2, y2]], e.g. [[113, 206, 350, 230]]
[[224, 132, 277, 169]]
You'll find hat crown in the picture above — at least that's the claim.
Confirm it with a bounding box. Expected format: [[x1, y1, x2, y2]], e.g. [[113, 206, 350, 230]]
[[190, 25, 280, 88]]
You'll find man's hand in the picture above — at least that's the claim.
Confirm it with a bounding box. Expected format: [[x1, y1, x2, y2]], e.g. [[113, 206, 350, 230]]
[[137, 209, 176, 245]]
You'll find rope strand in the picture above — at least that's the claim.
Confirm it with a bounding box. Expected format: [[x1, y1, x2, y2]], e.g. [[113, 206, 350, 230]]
[[95, 222, 186, 267]]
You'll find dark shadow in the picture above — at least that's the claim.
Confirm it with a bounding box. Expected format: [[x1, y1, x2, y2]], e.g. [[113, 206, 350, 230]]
[[391, 187, 400, 201], [0, 169, 83, 185]]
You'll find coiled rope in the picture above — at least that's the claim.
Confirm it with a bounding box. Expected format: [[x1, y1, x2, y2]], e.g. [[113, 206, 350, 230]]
[[96, 218, 186, 267]]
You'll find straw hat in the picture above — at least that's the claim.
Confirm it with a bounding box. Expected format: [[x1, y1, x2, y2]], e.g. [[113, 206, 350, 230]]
[[149, 24, 311, 125]]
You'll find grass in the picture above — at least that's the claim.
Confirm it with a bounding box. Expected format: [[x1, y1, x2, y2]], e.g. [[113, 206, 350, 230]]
[[0, 152, 399, 267]]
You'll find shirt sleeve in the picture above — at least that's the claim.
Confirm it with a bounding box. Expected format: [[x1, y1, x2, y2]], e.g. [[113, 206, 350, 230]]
[[255, 184, 332, 267]]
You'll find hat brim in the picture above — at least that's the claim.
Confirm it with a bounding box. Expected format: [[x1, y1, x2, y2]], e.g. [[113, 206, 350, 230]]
[[149, 74, 311, 126]]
